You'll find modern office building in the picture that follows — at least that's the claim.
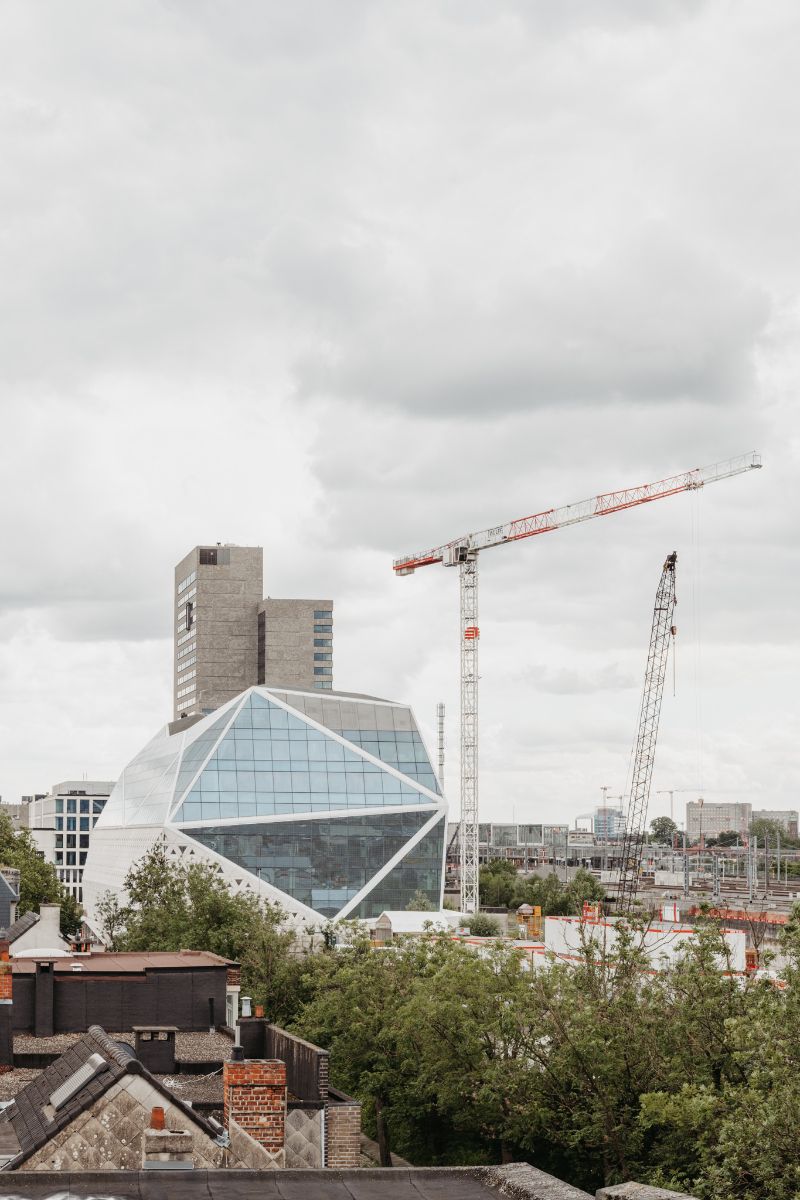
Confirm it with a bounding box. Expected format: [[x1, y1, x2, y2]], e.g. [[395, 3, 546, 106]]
[[174, 545, 333, 720], [752, 809, 799, 838], [84, 686, 446, 927], [24, 781, 115, 904], [685, 800, 752, 843], [593, 806, 626, 841]]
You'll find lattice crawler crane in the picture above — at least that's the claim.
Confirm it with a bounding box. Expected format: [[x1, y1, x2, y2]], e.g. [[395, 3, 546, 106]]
[[615, 551, 678, 912]]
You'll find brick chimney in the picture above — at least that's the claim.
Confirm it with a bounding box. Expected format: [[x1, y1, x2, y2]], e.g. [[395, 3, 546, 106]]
[[0, 940, 12, 1073], [223, 1059, 286, 1156]]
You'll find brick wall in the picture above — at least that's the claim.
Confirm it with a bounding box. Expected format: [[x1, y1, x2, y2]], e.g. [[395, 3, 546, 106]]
[[325, 1101, 361, 1168], [0, 942, 12, 1074], [226, 965, 241, 988], [223, 1059, 286, 1154]]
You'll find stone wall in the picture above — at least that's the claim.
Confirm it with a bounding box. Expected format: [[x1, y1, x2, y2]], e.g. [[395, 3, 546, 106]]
[[17, 1075, 233, 1172]]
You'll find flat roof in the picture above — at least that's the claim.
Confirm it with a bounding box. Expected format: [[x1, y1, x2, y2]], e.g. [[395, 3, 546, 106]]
[[0, 1165, 592, 1198], [10, 950, 234, 974]]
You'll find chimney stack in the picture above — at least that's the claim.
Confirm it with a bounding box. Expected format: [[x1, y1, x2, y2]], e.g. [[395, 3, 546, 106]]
[[0, 941, 12, 1073], [223, 1059, 286, 1161]]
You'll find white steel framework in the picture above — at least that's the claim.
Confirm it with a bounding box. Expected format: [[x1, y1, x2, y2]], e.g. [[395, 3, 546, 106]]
[[393, 452, 762, 913], [460, 557, 479, 913]]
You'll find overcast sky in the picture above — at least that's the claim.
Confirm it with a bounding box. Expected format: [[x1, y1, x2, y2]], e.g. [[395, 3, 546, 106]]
[[0, 1, 796, 829]]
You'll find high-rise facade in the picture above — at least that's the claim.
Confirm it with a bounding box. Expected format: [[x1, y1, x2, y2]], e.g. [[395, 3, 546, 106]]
[[174, 545, 263, 720], [174, 545, 333, 720], [593, 807, 626, 840], [258, 599, 333, 692]]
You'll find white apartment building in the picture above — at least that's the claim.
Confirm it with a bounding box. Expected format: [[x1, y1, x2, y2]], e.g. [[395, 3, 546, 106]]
[[25, 781, 115, 905]]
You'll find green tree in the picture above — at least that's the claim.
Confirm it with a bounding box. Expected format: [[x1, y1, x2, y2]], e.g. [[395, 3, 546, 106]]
[[715, 830, 739, 847], [650, 816, 678, 845], [466, 913, 500, 937], [479, 859, 517, 908], [0, 810, 81, 934], [406, 889, 434, 911], [95, 838, 302, 1020], [750, 817, 783, 844], [293, 932, 450, 1165]]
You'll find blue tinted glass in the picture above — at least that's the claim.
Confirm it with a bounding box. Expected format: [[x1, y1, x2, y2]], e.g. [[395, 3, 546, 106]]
[[173, 695, 439, 821], [184, 811, 435, 917], [338, 730, 440, 795], [350, 817, 444, 918], [175, 709, 234, 800]]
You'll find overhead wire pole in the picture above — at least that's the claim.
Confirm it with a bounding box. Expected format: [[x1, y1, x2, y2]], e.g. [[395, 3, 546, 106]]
[[393, 452, 762, 914]]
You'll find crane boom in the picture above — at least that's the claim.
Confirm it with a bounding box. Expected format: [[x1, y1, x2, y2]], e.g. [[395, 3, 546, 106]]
[[616, 552, 678, 915], [392, 451, 762, 914], [393, 452, 761, 574]]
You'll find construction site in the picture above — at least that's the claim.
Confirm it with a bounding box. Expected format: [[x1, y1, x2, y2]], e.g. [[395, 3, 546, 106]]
[[394, 452, 770, 942]]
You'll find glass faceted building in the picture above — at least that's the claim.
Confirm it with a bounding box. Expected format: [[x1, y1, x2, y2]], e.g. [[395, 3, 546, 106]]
[[82, 687, 447, 925]]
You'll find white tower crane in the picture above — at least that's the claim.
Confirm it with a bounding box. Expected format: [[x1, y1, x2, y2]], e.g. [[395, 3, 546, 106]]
[[393, 452, 762, 913]]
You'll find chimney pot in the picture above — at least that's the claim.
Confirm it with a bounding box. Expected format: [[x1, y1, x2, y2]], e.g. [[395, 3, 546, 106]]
[[150, 1106, 165, 1130]]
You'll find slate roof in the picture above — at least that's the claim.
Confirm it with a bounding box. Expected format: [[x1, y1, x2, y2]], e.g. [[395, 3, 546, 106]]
[[0, 872, 18, 932], [0, 910, 38, 945], [0, 1024, 225, 1169]]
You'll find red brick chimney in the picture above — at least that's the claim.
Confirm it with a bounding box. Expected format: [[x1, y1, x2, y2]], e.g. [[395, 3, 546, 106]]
[[0, 940, 12, 1073], [223, 1059, 286, 1155]]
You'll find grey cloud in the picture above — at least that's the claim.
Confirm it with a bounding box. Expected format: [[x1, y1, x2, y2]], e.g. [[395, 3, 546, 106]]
[[292, 224, 770, 415], [520, 662, 636, 695]]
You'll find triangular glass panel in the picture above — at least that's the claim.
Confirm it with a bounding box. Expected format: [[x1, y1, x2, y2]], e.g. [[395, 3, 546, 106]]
[[348, 816, 445, 919], [173, 709, 235, 804], [182, 810, 436, 918]]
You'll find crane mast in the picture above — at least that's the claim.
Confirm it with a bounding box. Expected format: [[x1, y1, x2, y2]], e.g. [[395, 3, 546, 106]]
[[616, 552, 678, 914], [392, 452, 761, 914]]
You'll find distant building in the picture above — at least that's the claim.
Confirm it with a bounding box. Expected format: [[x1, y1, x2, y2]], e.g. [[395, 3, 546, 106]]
[[685, 800, 752, 843], [593, 807, 626, 841], [174, 544, 333, 721], [752, 809, 799, 838], [25, 781, 114, 906], [0, 801, 35, 832], [448, 823, 570, 862]]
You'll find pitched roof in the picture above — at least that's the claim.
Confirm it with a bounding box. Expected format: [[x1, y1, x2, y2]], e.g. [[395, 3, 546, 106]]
[[0, 911, 39, 945], [0, 1025, 224, 1169], [0, 874, 18, 904]]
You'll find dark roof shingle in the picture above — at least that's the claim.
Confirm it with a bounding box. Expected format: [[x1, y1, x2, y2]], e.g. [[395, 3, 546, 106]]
[[0, 1025, 222, 1169]]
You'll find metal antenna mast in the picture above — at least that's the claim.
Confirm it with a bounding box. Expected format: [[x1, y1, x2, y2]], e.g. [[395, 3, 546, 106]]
[[616, 551, 678, 914], [436, 702, 446, 789], [393, 452, 761, 913]]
